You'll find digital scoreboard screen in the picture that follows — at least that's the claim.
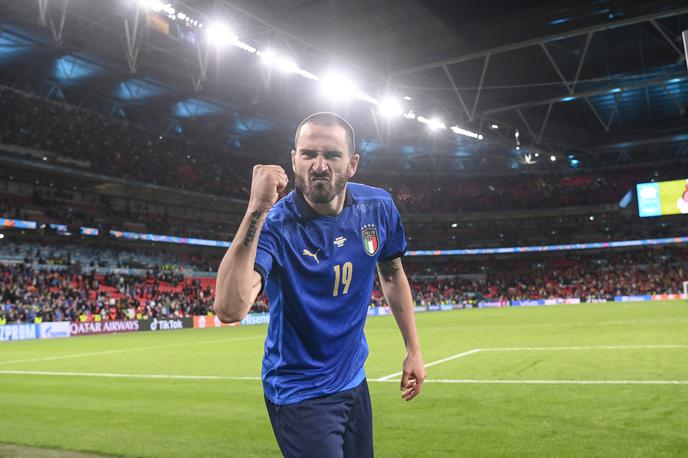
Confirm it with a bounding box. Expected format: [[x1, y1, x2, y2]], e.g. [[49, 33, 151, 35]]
[[637, 179, 688, 217]]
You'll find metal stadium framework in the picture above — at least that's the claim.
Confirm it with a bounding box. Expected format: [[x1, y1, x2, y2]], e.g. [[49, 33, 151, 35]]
[[0, 0, 686, 176]]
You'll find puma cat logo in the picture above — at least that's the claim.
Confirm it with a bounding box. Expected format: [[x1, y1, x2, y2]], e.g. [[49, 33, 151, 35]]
[[302, 248, 320, 264]]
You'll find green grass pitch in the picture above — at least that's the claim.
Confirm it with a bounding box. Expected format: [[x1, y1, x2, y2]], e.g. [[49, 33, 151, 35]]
[[0, 300, 686, 457]]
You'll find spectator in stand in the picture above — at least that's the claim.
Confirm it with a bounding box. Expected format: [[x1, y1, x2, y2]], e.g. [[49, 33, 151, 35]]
[[2, 245, 685, 323], [1, 87, 686, 216], [0, 88, 253, 199]]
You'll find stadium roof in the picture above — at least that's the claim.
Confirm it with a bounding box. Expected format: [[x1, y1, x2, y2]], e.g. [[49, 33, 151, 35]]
[[0, 0, 686, 175]]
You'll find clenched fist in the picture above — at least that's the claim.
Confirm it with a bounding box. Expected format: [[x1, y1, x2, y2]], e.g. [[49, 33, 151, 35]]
[[248, 165, 289, 212]]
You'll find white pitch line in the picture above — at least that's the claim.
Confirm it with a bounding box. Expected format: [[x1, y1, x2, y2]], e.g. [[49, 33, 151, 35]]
[[1, 370, 686, 386], [482, 344, 688, 352], [374, 379, 688, 385], [372, 317, 688, 333], [0, 335, 264, 366], [372, 344, 687, 382], [0, 370, 261, 381], [374, 348, 481, 382]]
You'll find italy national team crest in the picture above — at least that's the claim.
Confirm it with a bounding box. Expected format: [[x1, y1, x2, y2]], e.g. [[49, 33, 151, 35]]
[[361, 224, 379, 256]]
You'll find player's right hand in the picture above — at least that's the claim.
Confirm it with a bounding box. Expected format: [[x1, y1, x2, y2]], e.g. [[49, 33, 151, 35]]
[[248, 165, 288, 211]]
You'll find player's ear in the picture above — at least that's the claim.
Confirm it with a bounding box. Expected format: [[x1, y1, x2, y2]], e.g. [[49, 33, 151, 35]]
[[291, 149, 297, 174], [347, 153, 360, 178]]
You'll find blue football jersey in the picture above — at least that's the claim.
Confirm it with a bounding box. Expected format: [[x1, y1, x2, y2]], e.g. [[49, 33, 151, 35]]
[[254, 182, 407, 405]]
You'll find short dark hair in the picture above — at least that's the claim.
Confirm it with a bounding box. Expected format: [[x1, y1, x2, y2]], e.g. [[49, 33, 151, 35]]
[[294, 112, 356, 154]]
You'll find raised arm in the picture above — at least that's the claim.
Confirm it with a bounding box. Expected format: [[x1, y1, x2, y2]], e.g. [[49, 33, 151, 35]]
[[214, 165, 288, 323], [377, 257, 425, 401]]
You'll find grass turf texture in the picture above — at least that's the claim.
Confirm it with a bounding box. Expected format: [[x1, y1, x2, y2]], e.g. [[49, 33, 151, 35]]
[[0, 301, 686, 457]]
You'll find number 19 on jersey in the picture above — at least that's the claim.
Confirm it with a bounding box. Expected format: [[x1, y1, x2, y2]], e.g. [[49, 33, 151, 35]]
[[332, 262, 353, 297]]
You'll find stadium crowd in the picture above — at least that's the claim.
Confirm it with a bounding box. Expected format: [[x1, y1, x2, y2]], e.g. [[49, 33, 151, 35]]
[[402, 247, 688, 306], [2, 87, 686, 217], [0, 241, 222, 273], [2, 246, 685, 324], [0, 88, 253, 198], [0, 263, 217, 323], [3, 185, 684, 252], [1, 86, 687, 325], [384, 172, 630, 213], [0, 188, 237, 241]]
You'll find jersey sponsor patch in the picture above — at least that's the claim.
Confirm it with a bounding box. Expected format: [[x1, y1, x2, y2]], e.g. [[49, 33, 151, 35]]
[[361, 224, 379, 256]]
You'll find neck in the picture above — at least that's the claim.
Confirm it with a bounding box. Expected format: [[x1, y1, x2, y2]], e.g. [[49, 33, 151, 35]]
[[303, 188, 347, 216]]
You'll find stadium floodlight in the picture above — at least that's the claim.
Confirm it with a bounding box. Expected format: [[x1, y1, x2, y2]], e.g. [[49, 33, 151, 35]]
[[490, 124, 499, 129], [319, 74, 357, 99], [450, 125, 480, 139], [417, 116, 446, 130], [298, 69, 319, 81], [451, 223, 458, 228], [276, 56, 300, 73], [0, 233, 4, 240], [403, 111, 416, 120], [550, 155, 557, 161], [206, 22, 236, 48], [234, 39, 257, 54], [428, 118, 445, 130], [259, 50, 278, 65], [139, 0, 174, 15], [356, 92, 379, 105], [260, 50, 314, 77], [378, 97, 403, 117]]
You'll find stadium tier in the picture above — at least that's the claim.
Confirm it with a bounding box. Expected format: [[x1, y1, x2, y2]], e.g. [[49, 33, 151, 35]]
[[2, 242, 686, 324], [2, 82, 685, 210], [1, 83, 687, 324]]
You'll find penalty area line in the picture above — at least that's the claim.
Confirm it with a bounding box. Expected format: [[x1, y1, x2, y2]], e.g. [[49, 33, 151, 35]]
[[372, 344, 687, 382], [373, 379, 688, 385], [482, 344, 688, 352], [374, 348, 481, 382]]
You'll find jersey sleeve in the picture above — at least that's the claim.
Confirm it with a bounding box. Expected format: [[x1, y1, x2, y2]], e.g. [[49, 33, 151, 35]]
[[254, 217, 280, 290], [379, 196, 408, 261]]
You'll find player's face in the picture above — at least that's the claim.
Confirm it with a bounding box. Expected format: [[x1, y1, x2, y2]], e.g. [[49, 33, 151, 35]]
[[292, 123, 359, 204]]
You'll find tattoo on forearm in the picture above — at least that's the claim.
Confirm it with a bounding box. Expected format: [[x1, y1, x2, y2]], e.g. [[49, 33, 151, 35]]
[[378, 259, 400, 282], [242, 210, 262, 247]]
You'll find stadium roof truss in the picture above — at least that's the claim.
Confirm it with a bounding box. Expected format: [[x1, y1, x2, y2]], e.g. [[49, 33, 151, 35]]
[[389, 3, 688, 168]]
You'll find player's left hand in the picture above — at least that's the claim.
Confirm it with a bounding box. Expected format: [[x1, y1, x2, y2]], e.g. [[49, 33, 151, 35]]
[[400, 350, 425, 401]]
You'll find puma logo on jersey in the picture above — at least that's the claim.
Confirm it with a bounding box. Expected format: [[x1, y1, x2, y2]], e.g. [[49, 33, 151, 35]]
[[302, 248, 320, 264]]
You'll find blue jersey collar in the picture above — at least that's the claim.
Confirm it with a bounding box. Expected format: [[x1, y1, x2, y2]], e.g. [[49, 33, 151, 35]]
[[294, 185, 355, 220]]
